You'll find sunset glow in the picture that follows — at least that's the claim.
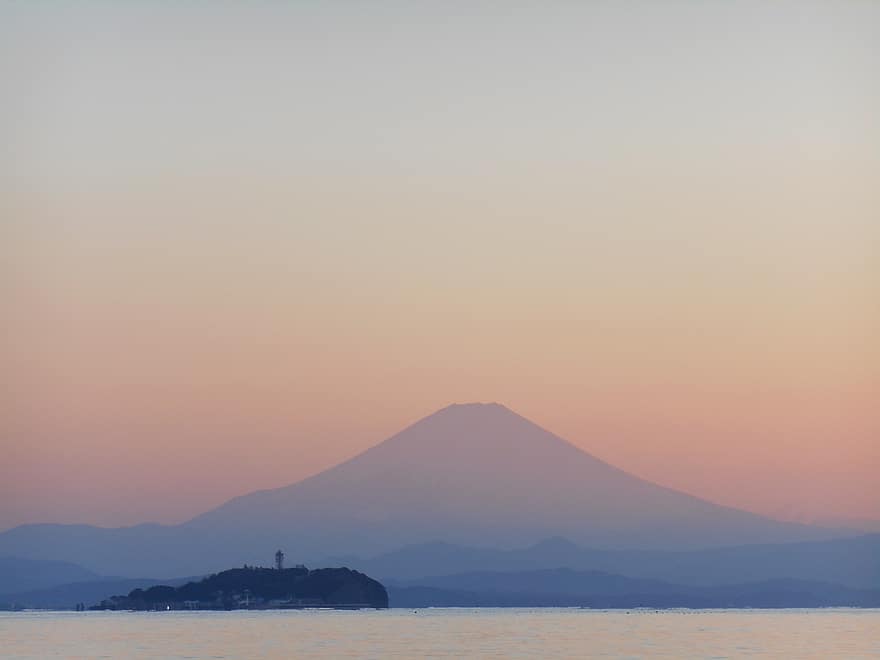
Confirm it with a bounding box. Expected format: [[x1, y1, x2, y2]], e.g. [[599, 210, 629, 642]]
[[2, 1, 878, 532]]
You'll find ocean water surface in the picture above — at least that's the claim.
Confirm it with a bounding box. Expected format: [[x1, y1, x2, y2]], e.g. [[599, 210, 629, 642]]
[[1, 608, 878, 658]]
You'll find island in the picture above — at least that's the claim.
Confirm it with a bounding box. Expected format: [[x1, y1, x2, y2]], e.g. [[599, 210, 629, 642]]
[[92, 557, 388, 611]]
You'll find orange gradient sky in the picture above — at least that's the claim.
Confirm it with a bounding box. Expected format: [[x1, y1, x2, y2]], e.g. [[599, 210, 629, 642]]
[[2, 2, 878, 531]]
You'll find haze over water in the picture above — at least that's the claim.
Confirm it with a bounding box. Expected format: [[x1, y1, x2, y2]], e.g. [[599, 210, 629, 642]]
[[3, 609, 878, 658]]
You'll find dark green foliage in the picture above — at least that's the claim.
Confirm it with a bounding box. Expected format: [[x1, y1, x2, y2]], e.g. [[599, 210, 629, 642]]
[[93, 566, 388, 610], [132, 585, 176, 602], [172, 567, 309, 602]]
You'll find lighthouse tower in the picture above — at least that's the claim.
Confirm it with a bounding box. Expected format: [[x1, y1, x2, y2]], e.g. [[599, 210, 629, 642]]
[[275, 549, 284, 570]]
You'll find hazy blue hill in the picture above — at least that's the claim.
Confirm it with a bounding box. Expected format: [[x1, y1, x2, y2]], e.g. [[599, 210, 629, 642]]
[[0, 404, 856, 577], [387, 569, 880, 608], [0, 556, 100, 594], [394, 568, 675, 596], [332, 534, 880, 589], [0, 523, 216, 579], [7, 567, 875, 610], [0, 575, 198, 610]]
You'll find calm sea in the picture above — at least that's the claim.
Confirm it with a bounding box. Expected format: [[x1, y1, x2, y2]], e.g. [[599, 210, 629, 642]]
[[1, 608, 878, 658]]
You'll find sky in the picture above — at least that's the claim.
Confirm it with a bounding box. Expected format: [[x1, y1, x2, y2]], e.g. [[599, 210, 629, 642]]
[[1, 1, 878, 532]]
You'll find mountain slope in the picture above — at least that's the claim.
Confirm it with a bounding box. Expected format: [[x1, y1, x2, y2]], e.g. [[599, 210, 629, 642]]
[[187, 403, 838, 553], [0, 403, 848, 577], [0, 556, 100, 594]]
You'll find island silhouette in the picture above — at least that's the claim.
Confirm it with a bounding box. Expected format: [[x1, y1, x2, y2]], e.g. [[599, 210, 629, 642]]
[[92, 551, 388, 611]]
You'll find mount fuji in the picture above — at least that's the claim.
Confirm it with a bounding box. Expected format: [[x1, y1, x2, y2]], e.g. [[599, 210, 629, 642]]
[[0, 403, 845, 577]]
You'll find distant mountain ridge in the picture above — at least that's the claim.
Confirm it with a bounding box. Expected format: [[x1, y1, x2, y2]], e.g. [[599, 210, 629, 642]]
[[0, 556, 100, 594], [328, 533, 880, 589], [388, 569, 880, 609], [9, 562, 875, 610], [0, 403, 854, 577], [0, 575, 198, 611]]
